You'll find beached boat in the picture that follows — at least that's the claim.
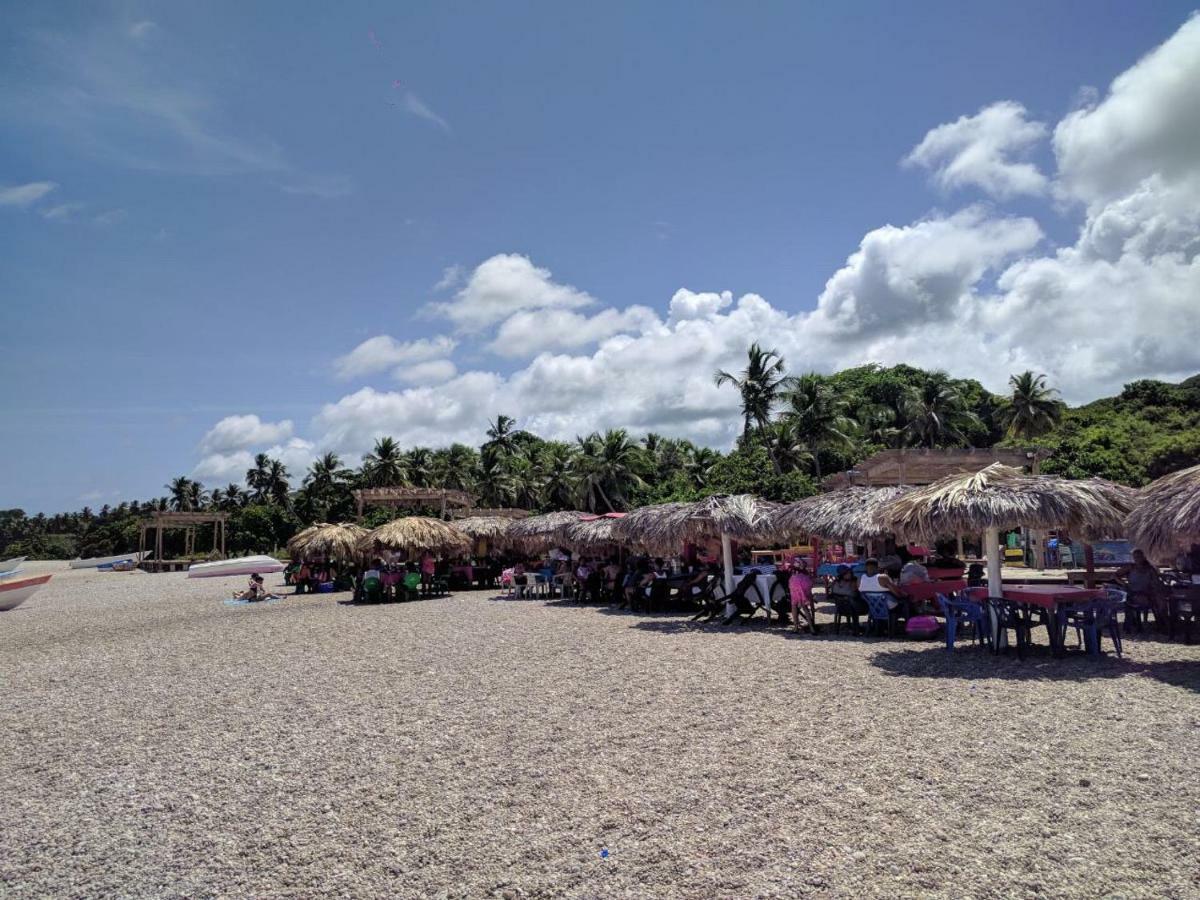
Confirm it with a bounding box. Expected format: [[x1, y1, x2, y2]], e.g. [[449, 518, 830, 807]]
[[69, 552, 146, 570], [0, 556, 26, 577], [187, 555, 286, 579], [0, 573, 51, 611]]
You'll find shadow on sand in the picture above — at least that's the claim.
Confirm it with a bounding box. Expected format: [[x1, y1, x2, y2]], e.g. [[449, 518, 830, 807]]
[[870, 644, 1200, 692]]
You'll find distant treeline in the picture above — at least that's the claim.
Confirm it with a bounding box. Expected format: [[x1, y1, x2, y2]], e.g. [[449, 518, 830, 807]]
[[4, 361, 1198, 560]]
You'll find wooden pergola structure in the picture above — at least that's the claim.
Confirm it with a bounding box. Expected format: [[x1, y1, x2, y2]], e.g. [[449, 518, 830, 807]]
[[139, 511, 229, 570], [353, 487, 475, 520], [823, 447, 1051, 489]]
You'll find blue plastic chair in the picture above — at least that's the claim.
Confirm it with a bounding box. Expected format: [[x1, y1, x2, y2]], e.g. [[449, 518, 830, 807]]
[[861, 591, 897, 637], [1063, 590, 1125, 658], [936, 591, 989, 650]]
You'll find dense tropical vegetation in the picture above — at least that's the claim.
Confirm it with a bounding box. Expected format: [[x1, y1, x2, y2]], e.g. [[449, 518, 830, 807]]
[[4, 356, 1198, 560]]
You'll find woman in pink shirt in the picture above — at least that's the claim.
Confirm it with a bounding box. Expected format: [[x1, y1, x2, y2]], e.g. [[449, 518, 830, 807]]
[[788, 558, 819, 635]]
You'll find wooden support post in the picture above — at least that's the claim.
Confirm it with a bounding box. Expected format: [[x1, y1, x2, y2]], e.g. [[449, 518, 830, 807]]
[[1084, 543, 1096, 589]]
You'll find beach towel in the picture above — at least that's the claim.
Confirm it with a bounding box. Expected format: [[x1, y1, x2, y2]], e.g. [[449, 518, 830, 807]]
[[223, 595, 285, 607]]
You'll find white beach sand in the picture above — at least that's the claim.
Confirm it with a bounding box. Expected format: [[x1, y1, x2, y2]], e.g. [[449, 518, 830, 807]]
[[1, 562, 1197, 898]]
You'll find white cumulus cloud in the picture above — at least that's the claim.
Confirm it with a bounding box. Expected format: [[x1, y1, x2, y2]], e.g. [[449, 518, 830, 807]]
[[199, 415, 294, 454], [335, 335, 457, 379], [489, 306, 661, 357], [905, 101, 1049, 198], [1054, 15, 1200, 207], [432, 253, 596, 332]]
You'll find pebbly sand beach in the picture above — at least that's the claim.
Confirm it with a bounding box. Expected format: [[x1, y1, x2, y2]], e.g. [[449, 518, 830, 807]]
[[1, 562, 1198, 898]]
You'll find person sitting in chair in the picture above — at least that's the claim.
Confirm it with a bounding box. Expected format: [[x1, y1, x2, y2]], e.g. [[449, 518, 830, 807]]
[[858, 558, 902, 609], [1115, 549, 1165, 631], [829, 565, 866, 634]]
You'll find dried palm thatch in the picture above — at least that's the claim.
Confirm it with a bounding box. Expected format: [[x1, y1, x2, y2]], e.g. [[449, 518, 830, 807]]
[[451, 516, 517, 541], [286, 524, 325, 558], [359, 517, 470, 555], [882, 463, 1134, 541], [1125, 463, 1200, 559], [770, 486, 911, 541], [563, 515, 627, 551], [289, 522, 370, 562], [506, 511, 589, 551], [616, 495, 779, 555]]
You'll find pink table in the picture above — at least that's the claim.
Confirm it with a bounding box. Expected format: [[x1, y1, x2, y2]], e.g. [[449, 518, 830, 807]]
[[903, 579, 966, 603], [969, 585, 1106, 654]]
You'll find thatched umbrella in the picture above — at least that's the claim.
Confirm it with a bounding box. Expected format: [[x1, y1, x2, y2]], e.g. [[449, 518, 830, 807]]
[[286, 523, 325, 559], [360, 517, 470, 556], [563, 514, 627, 552], [1125, 463, 1200, 561], [617, 495, 778, 593], [883, 463, 1134, 591], [506, 511, 588, 552], [771, 486, 911, 542], [452, 516, 517, 541], [289, 522, 369, 562]]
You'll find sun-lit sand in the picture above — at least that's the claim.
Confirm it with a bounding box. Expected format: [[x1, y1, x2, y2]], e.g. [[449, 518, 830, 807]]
[[2, 562, 1198, 898]]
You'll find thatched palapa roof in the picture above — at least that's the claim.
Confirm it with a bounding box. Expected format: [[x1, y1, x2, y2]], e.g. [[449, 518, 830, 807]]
[[359, 517, 470, 555], [1125, 463, 1200, 559], [615, 495, 778, 555], [451, 516, 517, 540], [882, 463, 1134, 541], [563, 514, 626, 551], [288, 522, 369, 561], [771, 486, 911, 541], [506, 511, 588, 551]]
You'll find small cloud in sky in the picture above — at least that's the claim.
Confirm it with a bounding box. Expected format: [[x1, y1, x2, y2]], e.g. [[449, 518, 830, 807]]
[[129, 21, 158, 40], [335, 334, 458, 379], [434, 264, 464, 291], [93, 208, 127, 226], [281, 173, 354, 199], [396, 90, 450, 132], [41, 202, 86, 222], [0, 181, 57, 208]]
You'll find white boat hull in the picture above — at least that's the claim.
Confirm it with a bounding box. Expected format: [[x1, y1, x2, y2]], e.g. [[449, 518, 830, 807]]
[[0, 574, 51, 611], [187, 555, 286, 578], [70, 552, 146, 569], [0, 556, 26, 575]]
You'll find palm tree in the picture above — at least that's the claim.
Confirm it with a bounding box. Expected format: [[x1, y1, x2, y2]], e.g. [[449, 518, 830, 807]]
[[573, 429, 647, 512], [245, 453, 271, 502], [781, 373, 856, 480], [997, 371, 1063, 439], [902, 373, 980, 448], [360, 437, 408, 487], [222, 484, 246, 509], [713, 343, 787, 442], [686, 447, 720, 490], [765, 420, 815, 474], [265, 460, 290, 506], [433, 444, 480, 493], [166, 476, 197, 511], [305, 452, 349, 491], [208, 487, 225, 510], [484, 415, 522, 458], [405, 447, 434, 488], [535, 442, 579, 510]]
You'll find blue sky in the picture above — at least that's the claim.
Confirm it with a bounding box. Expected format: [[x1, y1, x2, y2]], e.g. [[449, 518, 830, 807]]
[[3, 2, 1199, 513]]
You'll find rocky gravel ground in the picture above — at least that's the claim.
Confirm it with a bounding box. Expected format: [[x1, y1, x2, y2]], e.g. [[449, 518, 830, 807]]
[[2, 562, 1198, 898]]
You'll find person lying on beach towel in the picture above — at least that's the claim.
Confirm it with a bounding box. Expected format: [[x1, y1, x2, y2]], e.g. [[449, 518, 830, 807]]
[[232, 574, 281, 603]]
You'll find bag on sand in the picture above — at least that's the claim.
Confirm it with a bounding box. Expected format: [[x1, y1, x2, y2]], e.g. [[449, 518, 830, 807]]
[[906, 615, 939, 638]]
